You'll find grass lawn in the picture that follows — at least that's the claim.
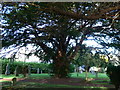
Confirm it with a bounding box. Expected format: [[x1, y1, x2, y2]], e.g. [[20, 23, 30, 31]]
[[71, 72, 109, 79], [0, 74, 23, 79], [28, 73, 50, 79], [1, 72, 113, 89], [1, 72, 109, 80], [1, 72, 109, 79]]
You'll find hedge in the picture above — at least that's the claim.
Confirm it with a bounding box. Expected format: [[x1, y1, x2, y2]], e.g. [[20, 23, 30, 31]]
[[0, 58, 49, 74], [0, 58, 75, 75]]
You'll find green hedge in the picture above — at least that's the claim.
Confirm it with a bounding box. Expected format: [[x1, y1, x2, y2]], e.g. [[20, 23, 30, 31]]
[[1, 58, 75, 75], [0, 58, 49, 74]]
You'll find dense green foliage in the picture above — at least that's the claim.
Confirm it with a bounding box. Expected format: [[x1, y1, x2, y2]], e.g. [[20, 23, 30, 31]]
[[0, 58, 49, 74], [1, 58, 75, 75], [106, 65, 120, 89], [73, 45, 107, 68], [1, 2, 120, 78]]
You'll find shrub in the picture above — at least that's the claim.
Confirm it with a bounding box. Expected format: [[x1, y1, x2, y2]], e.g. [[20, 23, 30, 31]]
[[69, 64, 75, 73], [106, 65, 120, 90]]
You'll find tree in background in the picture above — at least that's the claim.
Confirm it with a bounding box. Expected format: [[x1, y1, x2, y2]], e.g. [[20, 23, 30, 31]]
[[73, 45, 107, 79], [1, 2, 120, 78]]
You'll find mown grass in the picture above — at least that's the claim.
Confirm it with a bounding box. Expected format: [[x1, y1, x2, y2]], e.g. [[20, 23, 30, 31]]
[[28, 73, 50, 79], [2, 81, 110, 89], [0, 73, 50, 79], [1, 72, 109, 79], [1, 72, 112, 89], [0, 74, 24, 79], [70, 72, 109, 79]]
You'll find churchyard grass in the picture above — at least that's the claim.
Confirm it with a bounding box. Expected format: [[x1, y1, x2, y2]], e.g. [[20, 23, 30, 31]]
[[1, 72, 112, 89]]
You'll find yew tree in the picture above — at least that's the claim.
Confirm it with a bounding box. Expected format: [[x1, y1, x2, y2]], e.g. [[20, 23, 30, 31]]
[[1, 2, 120, 78]]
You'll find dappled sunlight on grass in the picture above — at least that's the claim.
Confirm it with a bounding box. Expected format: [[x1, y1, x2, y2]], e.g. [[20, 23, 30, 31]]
[[1, 74, 24, 79], [70, 72, 109, 79], [1, 73, 109, 79], [1, 73, 114, 89], [0, 74, 15, 79], [2, 81, 112, 89], [28, 73, 50, 79], [90, 79, 110, 85], [0, 80, 11, 82]]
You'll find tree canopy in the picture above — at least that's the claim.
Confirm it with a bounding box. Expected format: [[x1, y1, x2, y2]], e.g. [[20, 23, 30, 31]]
[[1, 2, 120, 78]]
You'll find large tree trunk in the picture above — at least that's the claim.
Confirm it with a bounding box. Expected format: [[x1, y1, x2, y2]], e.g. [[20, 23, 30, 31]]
[[22, 66, 28, 77], [53, 58, 70, 78], [52, 50, 70, 78], [85, 70, 88, 80]]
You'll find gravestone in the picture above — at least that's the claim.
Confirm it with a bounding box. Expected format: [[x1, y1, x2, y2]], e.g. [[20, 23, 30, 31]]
[[28, 65, 31, 75], [22, 66, 28, 77], [37, 68, 39, 74], [14, 66, 19, 76], [41, 70, 43, 74], [5, 63, 10, 75]]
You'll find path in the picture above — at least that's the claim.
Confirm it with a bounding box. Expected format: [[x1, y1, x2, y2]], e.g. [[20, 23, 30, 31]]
[[0, 78, 25, 82]]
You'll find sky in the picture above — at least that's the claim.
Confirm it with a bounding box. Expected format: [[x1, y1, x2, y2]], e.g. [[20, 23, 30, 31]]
[[0, 38, 118, 63]]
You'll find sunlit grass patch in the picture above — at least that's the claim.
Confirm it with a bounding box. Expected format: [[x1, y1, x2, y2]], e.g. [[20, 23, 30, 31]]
[[1, 72, 109, 79], [0, 80, 11, 83], [70, 72, 109, 79], [90, 79, 110, 85], [28, 73, 50, 79], [1, 74, 24, 79]]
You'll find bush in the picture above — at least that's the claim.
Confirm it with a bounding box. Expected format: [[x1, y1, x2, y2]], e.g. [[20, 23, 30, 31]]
[[69, 64, 75, 73], [106, 65, 120, 90]]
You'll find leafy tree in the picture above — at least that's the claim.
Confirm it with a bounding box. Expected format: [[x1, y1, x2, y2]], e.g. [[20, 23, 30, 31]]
[[73, 45, 107, 78], [1, 2, 120, 78], [74, 46, 92, 79]]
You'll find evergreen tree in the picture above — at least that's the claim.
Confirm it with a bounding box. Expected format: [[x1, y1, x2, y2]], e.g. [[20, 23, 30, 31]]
[[1, 2, 120, 78]]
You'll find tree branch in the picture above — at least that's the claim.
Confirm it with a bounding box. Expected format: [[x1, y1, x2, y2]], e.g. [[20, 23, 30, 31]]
[[49, 6, 120, 20]]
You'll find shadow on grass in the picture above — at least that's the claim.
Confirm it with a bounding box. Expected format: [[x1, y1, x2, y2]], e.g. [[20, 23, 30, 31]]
[[1, 73, 115, 90], [1, 81, 115, 90], [2, 87, 116, 90]]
